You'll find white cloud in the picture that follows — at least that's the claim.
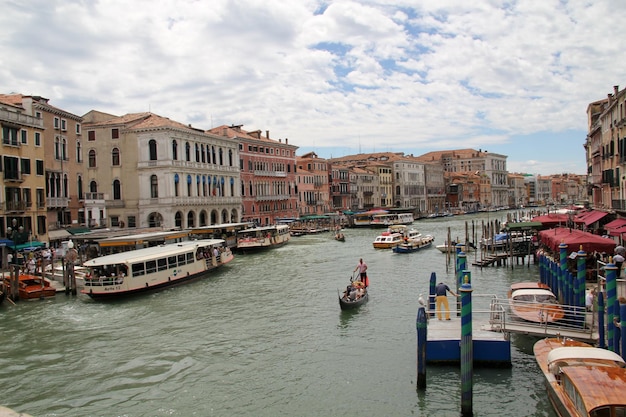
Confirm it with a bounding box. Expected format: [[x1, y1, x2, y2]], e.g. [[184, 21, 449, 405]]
[[1, 0, 622, 175]]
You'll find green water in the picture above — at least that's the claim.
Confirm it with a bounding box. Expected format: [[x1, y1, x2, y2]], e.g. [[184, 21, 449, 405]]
[[0, 212, 555, 416]]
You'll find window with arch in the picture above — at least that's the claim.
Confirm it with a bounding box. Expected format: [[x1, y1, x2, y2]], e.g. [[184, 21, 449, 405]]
[[201, 145, 206, 163], [89, 180, 98, 193], [88, 150, 96, 167], [187, 174, 192, 196], [149, 139, 157, 160], [76, 141, 82, 163], [195, 144, 200, 162], [112, 148, 120, 166], [174, 211, 183, 229], [150, 174, 158, 198], [185, 142, 191, 161], [219, 148, 223, 165], [211, 146, 216, 164], [187, 211, 195, 228], [228, 149, 233, 166], [172, 140, 178, 160], [113, 179, 121, 199], [77, 175, 83, 200]]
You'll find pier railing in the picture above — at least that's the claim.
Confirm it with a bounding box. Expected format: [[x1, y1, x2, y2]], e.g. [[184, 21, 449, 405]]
[[488, 297, 597, 342]]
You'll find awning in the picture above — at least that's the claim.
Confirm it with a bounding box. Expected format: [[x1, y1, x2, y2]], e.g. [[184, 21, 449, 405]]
[[504, 221, 543, 231], [67, 227, 92, 235], [0, 238, 14, 247], [48, 229, 71, 240], [605, 219, 626, 237], [538, 227, 616, 254], [574, 210, 608, 226], [13, 241, 46, 251]]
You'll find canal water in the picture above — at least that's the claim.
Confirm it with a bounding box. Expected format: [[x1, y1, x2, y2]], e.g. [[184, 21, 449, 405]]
[[0, 212, 556, 417]]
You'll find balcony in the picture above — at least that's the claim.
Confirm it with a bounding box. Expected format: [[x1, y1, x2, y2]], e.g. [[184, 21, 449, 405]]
[[3, 171, 24, 182], [5, 200, 27, 212], [254, 170, 287, 177], [46, 197, 70, 208]]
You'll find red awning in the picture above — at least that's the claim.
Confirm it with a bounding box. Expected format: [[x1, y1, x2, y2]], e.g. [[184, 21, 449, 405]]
[[531, 213, 570, 227], [538, 227, 616, 254], [605, 219, 626, 237], [574, 210, 608, 226]]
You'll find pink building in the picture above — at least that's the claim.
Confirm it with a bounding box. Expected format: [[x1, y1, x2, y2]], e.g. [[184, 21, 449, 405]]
[[209, 125, 299, 225]]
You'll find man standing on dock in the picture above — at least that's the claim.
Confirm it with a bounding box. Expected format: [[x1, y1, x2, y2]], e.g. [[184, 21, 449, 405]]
[[435, 282, 457, 320]]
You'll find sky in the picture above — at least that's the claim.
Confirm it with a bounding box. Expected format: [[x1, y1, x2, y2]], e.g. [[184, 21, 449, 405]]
[[1, 0, 624, 176]]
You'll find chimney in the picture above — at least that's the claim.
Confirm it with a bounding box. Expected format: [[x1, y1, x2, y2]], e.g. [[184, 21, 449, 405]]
[[614, 85, 620, 96], [286, 138, 288, 144], [266, 130, 270, 139], [279, 139, 282, 143]]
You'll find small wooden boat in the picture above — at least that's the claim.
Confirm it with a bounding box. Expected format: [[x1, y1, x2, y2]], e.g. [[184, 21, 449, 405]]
[[534, 337, 626, 417], [3, 274, 57, 300], [509, 287, 564, 323], [392, 235, 435, 253], [334, 233, 346, 242], [338, 279, 368, 310]]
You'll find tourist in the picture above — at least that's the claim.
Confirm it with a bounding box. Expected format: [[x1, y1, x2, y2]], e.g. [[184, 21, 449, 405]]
[[585, 288, 596, 312], [614, 252, 624, 277], [435, 282, 458, 320], [354, 258, 368, 286]]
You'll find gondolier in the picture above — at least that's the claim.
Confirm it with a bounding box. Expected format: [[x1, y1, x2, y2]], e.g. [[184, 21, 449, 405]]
[[354, 258, 368, 286]]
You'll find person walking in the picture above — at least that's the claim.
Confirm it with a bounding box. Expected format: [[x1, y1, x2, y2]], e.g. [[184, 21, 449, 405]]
[[435, 282, 458, 320], [354, 258, 368, 286]]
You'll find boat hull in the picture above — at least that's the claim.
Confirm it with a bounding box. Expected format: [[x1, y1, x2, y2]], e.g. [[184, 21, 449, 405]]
[[339, 291, 369, 310], [392, 237, 434, 253], [81, 240, 233, 300]]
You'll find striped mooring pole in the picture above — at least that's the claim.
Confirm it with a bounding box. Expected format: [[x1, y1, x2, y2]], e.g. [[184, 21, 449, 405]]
[[416, 306, 427, 389], [460, 271, 473, 416]]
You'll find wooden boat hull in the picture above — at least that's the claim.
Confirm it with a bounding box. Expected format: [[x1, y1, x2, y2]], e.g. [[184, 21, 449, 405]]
[[435, 244, 470, 253], [534, 337, 626, 417], [510, 303, 564, 323], [339, 291, 368, 310], [509, 286, 564, 323], [392, 237, 434, 253], [3, 275, 57, 300]]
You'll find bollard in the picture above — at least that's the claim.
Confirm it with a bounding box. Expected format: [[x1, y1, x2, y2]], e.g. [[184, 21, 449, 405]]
[[428, 272, 436, 318], [606, 261, 617, 352], [416, 306, 427, 389], [460, 273, 473, 417]]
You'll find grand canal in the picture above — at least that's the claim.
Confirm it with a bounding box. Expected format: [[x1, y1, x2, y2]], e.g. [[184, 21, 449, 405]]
[[0, 211, 557, 417]]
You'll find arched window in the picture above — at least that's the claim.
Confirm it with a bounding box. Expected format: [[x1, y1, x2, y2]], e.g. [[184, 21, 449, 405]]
[[76, 141, 82, 163], [77, 175, 83, 200], [195, 144, 200, 162], [112, 148, 120, 166], [185, 142, 191, 161], [149, 139, 157, 160], [113, 179, 121, 199], [187, 174, 192, 196], [89, 180, 98, 193], [88, 150, 96, 167], [174, 173, 180, 197], [174, 211, 183, 229], [211, 146, 216, 164], [54, 136, 60, 159], [187, 211, 195, 228], [228, 149, 233, 166], [172, 140, 178, 160], [219, 148, 223, 165], [150, 174, 158, 198], [201, 145, 206, 163], [62, 138, 67, 160]]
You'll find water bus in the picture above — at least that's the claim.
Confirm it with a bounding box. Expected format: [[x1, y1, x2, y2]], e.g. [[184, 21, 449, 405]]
[[236, 224, 291, 252], [81, 239, 232, 300]]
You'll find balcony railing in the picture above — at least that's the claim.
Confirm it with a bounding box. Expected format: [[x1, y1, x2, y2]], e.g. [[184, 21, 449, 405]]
[[254, 170, 287, 177], [46, 197, 69, 208], [5, 200, 27, 212]]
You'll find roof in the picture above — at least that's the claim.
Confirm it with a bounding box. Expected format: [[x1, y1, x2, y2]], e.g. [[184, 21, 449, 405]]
[[574, 210, 608, 226], [504, 221, 543, 231], [83, 240, 223, 266], [547, 347, 626, 366], [511, 288, 555, 297], [538, 227, 616, 254], [604, 218, 626, 237]]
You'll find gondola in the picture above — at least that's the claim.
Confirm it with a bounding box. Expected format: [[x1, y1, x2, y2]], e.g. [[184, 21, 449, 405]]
[[338, 274, 368, 310], [334, 233, 346, 242]]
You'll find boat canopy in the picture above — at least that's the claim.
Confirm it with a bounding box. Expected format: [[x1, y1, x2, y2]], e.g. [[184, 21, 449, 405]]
[[547, 347, 626, 367]]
